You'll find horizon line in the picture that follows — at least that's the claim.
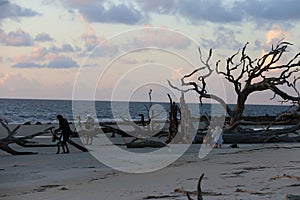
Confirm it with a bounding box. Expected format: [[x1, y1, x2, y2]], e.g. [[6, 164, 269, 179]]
[[0, 97, 293, 106]]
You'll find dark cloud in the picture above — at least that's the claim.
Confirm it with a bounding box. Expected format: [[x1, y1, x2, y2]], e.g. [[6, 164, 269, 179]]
[[47, 57, 78, 68], [35, 33, 53, 42], [200, 26, 242, 49], [1, 29, 33, 46], [134, 0, 300, 24], [0, 1, 39, 21], [12, 62, 44, 68], [49, 43, 81, 53], [102, 4, 144, 24], [239, 0, 300, 21], [136, 0, 176, 14], [176, 0, 242, 23], [65, 1, 146, 24], [12, 57, 79, 69]]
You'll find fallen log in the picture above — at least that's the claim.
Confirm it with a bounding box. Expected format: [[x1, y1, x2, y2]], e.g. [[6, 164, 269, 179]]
[[285, 194, 300, 200], [0, 120, 88, 155], [126, 138, 166, 148], [194, 132, 300, 144], [194, 121, 300, 144], [0, 121, 38, 155]]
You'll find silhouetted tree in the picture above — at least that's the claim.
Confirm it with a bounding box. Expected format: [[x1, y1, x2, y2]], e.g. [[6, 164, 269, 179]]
[[169, 41, 300, 126]]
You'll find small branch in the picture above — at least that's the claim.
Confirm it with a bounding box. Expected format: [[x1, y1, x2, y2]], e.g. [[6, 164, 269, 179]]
[[197, 173, 204, 200], [269, 174, 300, 181]]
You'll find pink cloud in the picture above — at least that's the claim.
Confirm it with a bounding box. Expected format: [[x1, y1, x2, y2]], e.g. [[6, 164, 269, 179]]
[[3, 29, 34, 46], [261, 25, 291, 64], [31, 45, 47, 60], [44, 53, 59, 61], [77, 14, 106, 51], [77, 15, 95, 35], [265, 25, 290, 46], [9, 54, 28, 63]]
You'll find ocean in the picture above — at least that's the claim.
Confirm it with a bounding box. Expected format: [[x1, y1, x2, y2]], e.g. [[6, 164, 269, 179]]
[[0, 98, 292, 124]]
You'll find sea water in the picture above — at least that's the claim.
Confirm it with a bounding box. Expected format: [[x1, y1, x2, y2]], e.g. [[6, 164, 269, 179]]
[[0, 98, 292, 124]]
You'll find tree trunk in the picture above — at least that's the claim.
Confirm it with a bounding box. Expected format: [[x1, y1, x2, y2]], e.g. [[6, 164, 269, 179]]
[[166, 94, 179, 144], [230, 92, 249, 126]]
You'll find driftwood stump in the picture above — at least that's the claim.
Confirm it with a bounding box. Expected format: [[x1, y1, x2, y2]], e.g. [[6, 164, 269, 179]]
[[166, 94, 179, 144], [180, 92, 193, 143], [187, 173, 204, 200]]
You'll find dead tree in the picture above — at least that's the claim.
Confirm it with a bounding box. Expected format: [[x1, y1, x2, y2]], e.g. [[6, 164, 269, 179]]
[[0, 119, 88, 155], [180, 92, 193, 143], [0, 119, 48, 155], [169, 41, 300, 127], [166, 94, 180, 143]]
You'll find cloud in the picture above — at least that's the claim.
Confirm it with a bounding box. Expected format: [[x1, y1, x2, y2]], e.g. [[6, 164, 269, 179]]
[[260, 25, 290, 63], [0, 73, 74, 99], [200, 26, 243, 49], [77, 14, 95, 35], [0, 28, 33, 46], [12, 62, 44, 68], [100, 4, 145, 24], [9, 43, 81, 65], [35, 32, 53, 42], [131, 28, 192, 49], [176, 0, 242, 23], [12, 56, 79, 69], [136, 0, 175, 14], [240, 0, 300, 21], [49, 43, 81, 53], [47, 56, 79, 68], [0, 1, 39, 21], [265, 25, 289, 46], [64, 1, 146, 24], [0, 73, 43, 96], [134, 0, 300, 25]]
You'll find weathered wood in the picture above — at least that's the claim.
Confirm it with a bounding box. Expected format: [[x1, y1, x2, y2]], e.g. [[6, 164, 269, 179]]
[[194, 130, 300, 144], [0, 120, 88, 155], [0, 120, 38, 155], [166, 94, 179, 144], [285, 194, 300, 200], [186, 173, 205, 200], [67, 138, 88, 152], [126, 139, 166, 148]]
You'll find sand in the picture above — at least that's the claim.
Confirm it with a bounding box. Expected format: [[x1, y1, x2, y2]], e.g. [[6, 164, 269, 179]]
[[1, 124, 300, 200]]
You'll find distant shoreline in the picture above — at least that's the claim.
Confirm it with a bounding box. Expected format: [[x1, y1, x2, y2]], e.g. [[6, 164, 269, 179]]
[[0, 97, 294, 106]]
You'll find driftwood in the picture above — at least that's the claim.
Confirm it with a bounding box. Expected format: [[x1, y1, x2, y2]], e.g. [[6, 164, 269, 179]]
[[100, 92, 177, 148], [285, 194, 300, 200], [126, 138, 166, 148], [186, 173, 204, 200], [180, 92, 193, 143], [166, 93, 179, 144], [0, 120, 43, 155], [269, 174, 300, 181], [99, 122, 132, 137], [194, 131, 300, 144], [0, 120, 87, 155]]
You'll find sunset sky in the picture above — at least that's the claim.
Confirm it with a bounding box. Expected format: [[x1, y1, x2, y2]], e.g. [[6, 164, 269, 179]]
[[0, 0, 299, 104]]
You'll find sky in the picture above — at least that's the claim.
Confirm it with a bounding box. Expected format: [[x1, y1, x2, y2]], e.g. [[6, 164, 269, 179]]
[[0, 0, 299, 104]]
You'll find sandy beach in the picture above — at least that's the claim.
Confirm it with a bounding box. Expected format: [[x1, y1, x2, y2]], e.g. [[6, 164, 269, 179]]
[[1, 123, 300, 200]]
